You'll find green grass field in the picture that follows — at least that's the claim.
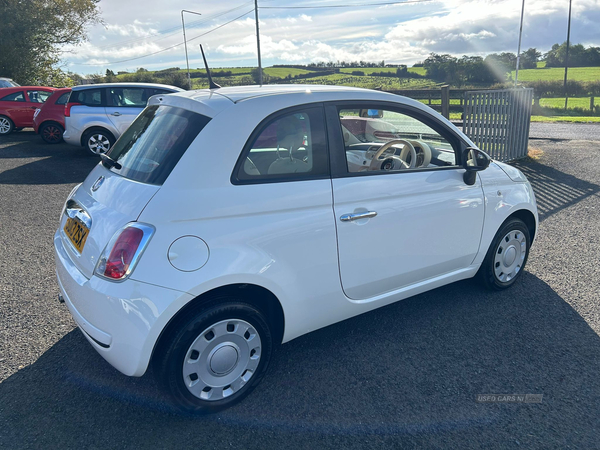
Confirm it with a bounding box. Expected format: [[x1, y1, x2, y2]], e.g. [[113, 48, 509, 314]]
[[539, 97, 596, 109], [263, 67, 315, 77], [287, 73, 438, 89], [513, 66, 600, 82]]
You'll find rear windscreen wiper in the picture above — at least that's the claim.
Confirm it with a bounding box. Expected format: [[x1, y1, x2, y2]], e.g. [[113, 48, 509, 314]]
[[100, 154, 122, 170]]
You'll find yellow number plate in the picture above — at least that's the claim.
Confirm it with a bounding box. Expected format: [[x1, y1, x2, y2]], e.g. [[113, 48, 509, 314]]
[[64, 217, 89, 253]]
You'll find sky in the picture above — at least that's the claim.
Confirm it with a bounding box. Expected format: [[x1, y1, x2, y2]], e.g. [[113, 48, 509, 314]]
[[62, 0, 600, 75]]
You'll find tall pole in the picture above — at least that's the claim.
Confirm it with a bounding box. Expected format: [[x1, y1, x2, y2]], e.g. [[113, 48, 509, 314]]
[[254, 0, 263, 85], [181, 10, 202, 90], [563, 0, 573, 110], [514, 0, 525, 87]]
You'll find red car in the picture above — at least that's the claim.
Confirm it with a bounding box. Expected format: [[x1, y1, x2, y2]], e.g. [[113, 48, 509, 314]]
[[0, 86, 55, 136], [33, 87, 71, 143]]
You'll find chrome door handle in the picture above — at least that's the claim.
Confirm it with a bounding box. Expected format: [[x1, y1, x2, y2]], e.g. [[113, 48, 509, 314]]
[[340, 211, 377, 222], [111, 112, 122, 116]]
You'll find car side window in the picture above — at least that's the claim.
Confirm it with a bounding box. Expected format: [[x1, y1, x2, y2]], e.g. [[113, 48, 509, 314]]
[[72, 88, 104, 106], [339, 107, 459, 174], [235, 107, 329, 183], [27, 90, 51, 103], [0, 91, 25, 102], [109, 88, 146, 107]]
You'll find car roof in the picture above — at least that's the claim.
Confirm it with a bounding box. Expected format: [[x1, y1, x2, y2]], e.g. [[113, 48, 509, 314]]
[[0, 86, 55, 93], [71, 82, 184, 91], [156, 84, 439, 117], [207, 84, 377, 103]]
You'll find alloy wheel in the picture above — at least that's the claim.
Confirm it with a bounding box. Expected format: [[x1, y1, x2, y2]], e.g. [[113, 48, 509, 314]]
[[0, 117, 11, 134], [88, 133, 111, 154]]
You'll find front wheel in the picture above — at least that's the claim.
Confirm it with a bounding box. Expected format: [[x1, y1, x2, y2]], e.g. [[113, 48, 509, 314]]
[[82, 129, 115, 155], [153, 301, 273, 414], [478, 218, 531, 290]]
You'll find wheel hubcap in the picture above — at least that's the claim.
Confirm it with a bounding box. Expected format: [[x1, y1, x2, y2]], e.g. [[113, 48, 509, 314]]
[[0, 118, 10, 134], [182, 319, 261, 401], [88, 134, 110, 154], [44, 126, 60, 142], [494, 230, 527, 282]]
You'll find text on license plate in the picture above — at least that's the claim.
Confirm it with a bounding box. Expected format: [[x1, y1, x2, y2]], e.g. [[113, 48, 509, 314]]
[[64, 217, 89, 253]]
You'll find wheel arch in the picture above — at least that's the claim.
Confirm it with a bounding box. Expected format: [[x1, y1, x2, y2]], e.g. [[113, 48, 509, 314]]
[[505, 208, 537, 243], [151, 283, 285, 366], [80, 126, 116, 147], [38, 120, 64, 135]]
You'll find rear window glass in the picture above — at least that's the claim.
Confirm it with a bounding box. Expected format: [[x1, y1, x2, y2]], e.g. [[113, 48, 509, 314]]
[[71, 88, 103, 106], [55, 92, 70, 105], [107, 105, 210, 185]]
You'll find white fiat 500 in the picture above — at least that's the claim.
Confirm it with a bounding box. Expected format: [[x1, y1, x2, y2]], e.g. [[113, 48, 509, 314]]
[[54, 85, 538, 413]]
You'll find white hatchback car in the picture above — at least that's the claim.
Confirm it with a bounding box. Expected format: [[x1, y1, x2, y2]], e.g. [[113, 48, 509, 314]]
[[54, 85, 538, 413]]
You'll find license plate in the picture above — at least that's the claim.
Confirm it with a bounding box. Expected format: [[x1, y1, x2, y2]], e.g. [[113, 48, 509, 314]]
[[64, 217, 89, 253]]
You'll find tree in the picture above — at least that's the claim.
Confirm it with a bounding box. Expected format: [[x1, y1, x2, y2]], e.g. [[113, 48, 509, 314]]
[[0, 0, 101, 85], [520, 48, 541, 69], [250, 68, 270, 84]]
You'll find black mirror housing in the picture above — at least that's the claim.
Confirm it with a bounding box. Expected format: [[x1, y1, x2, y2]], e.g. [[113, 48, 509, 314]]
[[462, 147, 491, 185]]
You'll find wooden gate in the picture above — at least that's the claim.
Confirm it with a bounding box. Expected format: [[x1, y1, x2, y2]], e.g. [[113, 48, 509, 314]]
[[463, 88, 533, 161]]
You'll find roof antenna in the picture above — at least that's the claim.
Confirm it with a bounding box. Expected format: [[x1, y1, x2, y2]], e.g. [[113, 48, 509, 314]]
[[199, 44, 221, 90]]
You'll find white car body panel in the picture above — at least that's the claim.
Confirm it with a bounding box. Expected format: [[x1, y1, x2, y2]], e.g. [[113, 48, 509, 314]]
[[54, 85, 538, 377]]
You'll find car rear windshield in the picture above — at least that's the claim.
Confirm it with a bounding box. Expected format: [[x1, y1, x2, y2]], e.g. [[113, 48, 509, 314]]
[[107, 105, 210, 185]]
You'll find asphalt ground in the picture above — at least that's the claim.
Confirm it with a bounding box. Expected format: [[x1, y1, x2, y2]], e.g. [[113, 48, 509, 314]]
[[529, 122, 600, 141], [1, 130, 600, 449]]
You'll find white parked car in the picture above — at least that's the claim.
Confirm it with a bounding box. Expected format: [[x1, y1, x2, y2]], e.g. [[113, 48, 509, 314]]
[[54, 85, 538, 413], [62, 83, 183, 155]]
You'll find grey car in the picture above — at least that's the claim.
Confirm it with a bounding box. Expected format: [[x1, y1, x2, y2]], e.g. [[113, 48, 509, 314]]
[[63, 83, 184, 155]]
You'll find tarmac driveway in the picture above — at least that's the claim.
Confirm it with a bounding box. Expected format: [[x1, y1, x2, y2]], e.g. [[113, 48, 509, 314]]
[[0, 131, 599, 449]]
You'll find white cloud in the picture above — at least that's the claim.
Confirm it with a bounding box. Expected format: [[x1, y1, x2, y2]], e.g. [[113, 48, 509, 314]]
[[104, 21, 159, 38]]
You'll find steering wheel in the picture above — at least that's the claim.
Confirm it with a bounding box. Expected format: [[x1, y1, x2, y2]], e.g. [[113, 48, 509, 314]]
[[369, 139, 417, 171]]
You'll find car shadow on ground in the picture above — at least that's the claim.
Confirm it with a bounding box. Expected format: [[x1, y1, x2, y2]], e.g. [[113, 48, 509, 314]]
[[1, 274, 599, 448], [0, 131, 98, 185], [513, 158, 600, 222]]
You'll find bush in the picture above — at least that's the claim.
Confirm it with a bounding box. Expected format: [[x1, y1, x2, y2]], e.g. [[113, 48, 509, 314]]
[[351, 70, 365, 76]]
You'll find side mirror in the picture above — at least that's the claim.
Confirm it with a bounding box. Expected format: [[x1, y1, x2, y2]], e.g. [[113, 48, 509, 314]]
[[462, 147, 491, 185]]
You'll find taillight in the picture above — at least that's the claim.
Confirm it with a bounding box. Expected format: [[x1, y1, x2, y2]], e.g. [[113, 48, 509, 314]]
[[65, 102, 80, 117], [95, 223, 155, 281]]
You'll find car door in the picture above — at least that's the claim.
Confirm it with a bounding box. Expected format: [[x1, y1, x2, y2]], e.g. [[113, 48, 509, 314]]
[[326, 102, 485, 301], [25, 89, 52, 125], [105, 87, 147, 136], [0, 90, 31, 126]]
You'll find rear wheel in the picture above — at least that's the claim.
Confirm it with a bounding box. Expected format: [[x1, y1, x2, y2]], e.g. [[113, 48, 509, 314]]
[[153, 300, 273, 414], [40, 122, 64, 144], [0, 116, 14, 135], [478, 218, 530, 290], [82, 128, 115, 155]]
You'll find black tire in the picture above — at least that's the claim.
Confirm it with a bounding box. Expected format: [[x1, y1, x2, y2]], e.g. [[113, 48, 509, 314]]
[[153, 300, 273, 414], [82, 128, 115, 156], [0, 115, 14, 136], [40, 122, 64, 144], [477, 218, 531, 290]]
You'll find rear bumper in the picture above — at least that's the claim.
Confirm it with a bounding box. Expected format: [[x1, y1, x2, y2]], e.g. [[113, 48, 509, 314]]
[[54, 231, 192, 376], [62, 121, 82, 146]]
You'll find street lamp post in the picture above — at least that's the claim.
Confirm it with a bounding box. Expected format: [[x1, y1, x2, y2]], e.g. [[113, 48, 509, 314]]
[[254, 0, 263, 85], [514, 0, 525, 87], [181, 9, 202, 90]]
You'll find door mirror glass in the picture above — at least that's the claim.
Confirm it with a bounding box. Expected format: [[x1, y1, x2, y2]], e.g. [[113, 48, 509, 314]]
[[463, 148, 491, 171], [462, 148, 491, 185]]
